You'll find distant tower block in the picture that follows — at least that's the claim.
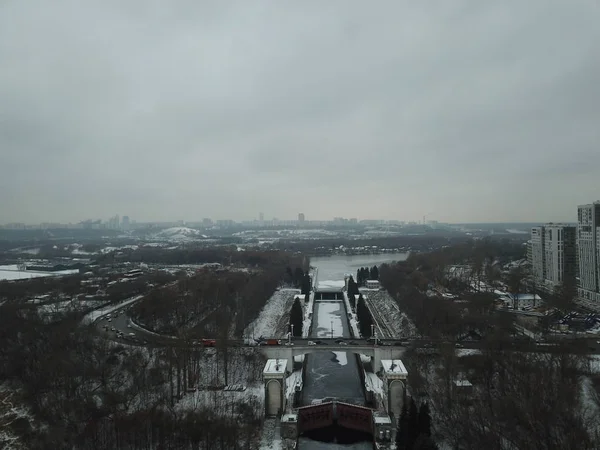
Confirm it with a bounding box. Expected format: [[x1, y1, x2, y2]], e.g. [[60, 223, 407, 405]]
[[259, 212, 265, 222], [298, 213, 305, 223]]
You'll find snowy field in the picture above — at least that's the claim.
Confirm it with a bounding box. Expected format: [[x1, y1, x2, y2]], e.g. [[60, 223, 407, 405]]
[[0, 264, 79, 281], [245, 288, 300, 339]]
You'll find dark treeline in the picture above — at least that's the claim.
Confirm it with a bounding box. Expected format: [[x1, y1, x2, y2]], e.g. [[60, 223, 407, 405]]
[[95, 247, 302, 268], [130, 252, 306, 338], [378, 239, 526, 339], [273, 235, 472, 255], [0, 274, 86, 303]]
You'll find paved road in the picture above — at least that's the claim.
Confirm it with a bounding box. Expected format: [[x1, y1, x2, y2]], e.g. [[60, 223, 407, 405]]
[[93, 313, 600, 355]]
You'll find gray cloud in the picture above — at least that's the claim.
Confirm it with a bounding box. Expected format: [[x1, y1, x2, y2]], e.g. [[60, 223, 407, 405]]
[[1, 0, 599, 224]]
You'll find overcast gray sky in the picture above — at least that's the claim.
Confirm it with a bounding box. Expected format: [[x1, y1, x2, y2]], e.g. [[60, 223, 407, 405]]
[[1, 1, 599, 224]]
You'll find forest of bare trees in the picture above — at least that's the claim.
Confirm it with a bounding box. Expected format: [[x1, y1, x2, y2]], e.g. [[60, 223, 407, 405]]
[[0, 250, 306, 449]]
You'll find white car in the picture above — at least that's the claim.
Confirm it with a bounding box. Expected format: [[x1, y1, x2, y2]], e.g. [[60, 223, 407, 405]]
[[308, 341, 316, 346]]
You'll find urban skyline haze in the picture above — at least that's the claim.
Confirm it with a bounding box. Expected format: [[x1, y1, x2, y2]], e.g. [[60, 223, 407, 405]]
[[1, 1, 599, 224]]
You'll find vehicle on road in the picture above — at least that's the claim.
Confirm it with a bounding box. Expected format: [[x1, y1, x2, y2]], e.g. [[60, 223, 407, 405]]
[[201, 339, 217, 347], [263, 339, 281, 346], [308, 341, 316, 346], [314, 340, 324, 345]]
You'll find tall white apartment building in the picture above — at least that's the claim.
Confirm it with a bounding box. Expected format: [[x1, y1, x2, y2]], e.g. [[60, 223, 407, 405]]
[[530, 223, 576, 291], [530, 226, 545, 281], [577, 201, 600, 304]]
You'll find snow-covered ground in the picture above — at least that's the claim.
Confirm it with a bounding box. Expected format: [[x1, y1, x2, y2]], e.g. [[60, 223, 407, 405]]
[[245, 289, 301, 340], [81, 295, 144, 325], [361, 289, 418, 338], [302, 291, 314, 337], [259, 419, 282, 450], [317, 279, 345, 290], [364, 371, 386, 410], [37, 299, 104, 316], [0, 384, 33, 450], [342, 291, 362, 337], [0, 265, 79, 281], [315, 302, 345, 338]]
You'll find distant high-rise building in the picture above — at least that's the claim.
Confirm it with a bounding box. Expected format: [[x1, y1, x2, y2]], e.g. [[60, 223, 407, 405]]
[[259, 212, 264, 222], [298, 213, 305, 223], [202, 218, 213, 227], [530, 224, 577, 291], [121, 216, 130, 230], [577, 201, 600, 304]]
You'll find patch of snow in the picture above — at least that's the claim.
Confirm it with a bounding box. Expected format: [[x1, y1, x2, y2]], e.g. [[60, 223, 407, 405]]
[[0, 383, 35, 450], [81, 295, 144, 325], [152, 227, 208, 242], [317, 279, 345, 290], [245, 289, 300, 339], [0, 265, 79, 281], [456, 349, 482, 357], [332, 351, 348, 366], [259, 418, 282, 450], [315, 302, 344, 338], [302, 291, 314, 337]]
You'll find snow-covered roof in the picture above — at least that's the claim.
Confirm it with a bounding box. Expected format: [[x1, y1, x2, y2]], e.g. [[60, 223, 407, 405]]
[[381, 360, 408, 378], [453, 379, 473, 387], [263, 359, 287, 376]]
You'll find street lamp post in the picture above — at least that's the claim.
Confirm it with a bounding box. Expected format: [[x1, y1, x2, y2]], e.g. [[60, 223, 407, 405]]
[[371, 324, 374, 340], [291, 324, 294, 343], [331, 321, 333, 339]]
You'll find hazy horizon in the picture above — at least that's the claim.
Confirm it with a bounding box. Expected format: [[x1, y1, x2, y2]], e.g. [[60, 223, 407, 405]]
[[1, 1, 599, 224]]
